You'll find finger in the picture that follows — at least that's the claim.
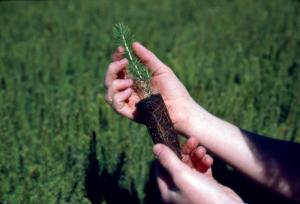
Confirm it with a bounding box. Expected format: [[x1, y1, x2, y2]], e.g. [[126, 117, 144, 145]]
[[112, 88, 133, 111], [104, 58, 128, 88], [112, 46, 125, 62], [196, 155, 213, 173], [202, 155, 214, 168], [190, 146, 208, 172], [181, 137, 199, 155], [192, 146, 207, 160], [132, 42, 168, 75], [106, 79, 133, 104], [153, 144, 185, 178], [111, 79, 133, 92]]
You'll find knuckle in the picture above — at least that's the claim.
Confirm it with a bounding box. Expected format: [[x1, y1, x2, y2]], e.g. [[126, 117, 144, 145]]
[[111, 80, 121, 91], [111, 80, 119, 88], [108, 62, 116, 70], [112, 96, 122, 110], [112, 94, 120, 104]]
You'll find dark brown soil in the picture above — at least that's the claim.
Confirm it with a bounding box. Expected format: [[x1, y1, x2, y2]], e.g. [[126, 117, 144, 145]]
[[136, 94, 181, 158]]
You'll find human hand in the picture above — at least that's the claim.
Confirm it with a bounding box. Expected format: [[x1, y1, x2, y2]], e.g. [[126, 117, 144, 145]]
[[104, 42, 291, 202], [181, 137, 213, 175], [154, 143, 243, 204], [104, 42, 207, 134]]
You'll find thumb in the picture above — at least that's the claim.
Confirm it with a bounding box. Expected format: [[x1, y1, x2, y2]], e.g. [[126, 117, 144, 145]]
[[153, 144, 185, 178], [132, 42, 167, 75]]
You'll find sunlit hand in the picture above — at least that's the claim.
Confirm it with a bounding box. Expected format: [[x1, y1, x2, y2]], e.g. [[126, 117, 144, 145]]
[[104, 42, 206, 134], [154, 143, 243, 204]]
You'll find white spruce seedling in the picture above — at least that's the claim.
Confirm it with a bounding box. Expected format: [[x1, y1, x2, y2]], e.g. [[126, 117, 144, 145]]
[[113, 23, 152, 99]]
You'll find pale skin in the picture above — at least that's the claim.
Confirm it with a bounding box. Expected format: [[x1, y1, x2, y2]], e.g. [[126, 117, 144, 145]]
[[104, 42, 300, 203], [157, 137, 243, 204]]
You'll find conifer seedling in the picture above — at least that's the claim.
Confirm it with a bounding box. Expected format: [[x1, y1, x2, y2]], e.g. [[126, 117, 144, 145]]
[[113, 23, 152, 99], [113, 23, 181, 158]]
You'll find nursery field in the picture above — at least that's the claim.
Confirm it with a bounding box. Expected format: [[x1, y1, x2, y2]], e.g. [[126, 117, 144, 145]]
[[0, 0, 299, 203]]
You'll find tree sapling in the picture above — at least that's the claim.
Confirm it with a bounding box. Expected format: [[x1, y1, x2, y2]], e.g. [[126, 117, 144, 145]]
[[113, 23, 181, 158]]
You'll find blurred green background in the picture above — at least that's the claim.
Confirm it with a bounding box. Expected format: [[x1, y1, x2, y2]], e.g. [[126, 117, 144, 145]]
[[0, 0, 299, 203]]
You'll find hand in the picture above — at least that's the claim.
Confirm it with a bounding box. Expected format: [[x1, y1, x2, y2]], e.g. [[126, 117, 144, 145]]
[[104, 42, 208, 134], [153, 144, 243, 204], [104, 43, 300, 202], [181, 137, 213, 175]]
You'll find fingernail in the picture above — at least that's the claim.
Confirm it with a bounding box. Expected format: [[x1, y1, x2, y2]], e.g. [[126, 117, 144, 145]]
[[132, 41, 140, 47], [153, 144, 162, 157], [119, 58, 128, 64], [125, 79, 133, 84]]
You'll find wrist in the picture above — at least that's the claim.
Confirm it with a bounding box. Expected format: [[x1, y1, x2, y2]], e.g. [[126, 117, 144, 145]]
[[172, 98, 211, 136], [183, 100, 217, 140], [183, 103, 259, 176], [182, 101, 242, 153]]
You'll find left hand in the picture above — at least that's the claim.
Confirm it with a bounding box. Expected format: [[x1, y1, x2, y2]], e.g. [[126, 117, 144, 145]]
[[104, 42, 207, 134], [153, 144, 243, 204]]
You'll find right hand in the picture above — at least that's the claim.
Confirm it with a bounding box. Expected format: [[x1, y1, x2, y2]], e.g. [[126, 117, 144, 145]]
[[104, 42, 207, 134], [153, 144, 243, 204]]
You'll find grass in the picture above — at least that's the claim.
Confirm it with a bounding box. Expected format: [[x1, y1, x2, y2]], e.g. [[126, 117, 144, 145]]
[[0, 0, 299, 203]]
